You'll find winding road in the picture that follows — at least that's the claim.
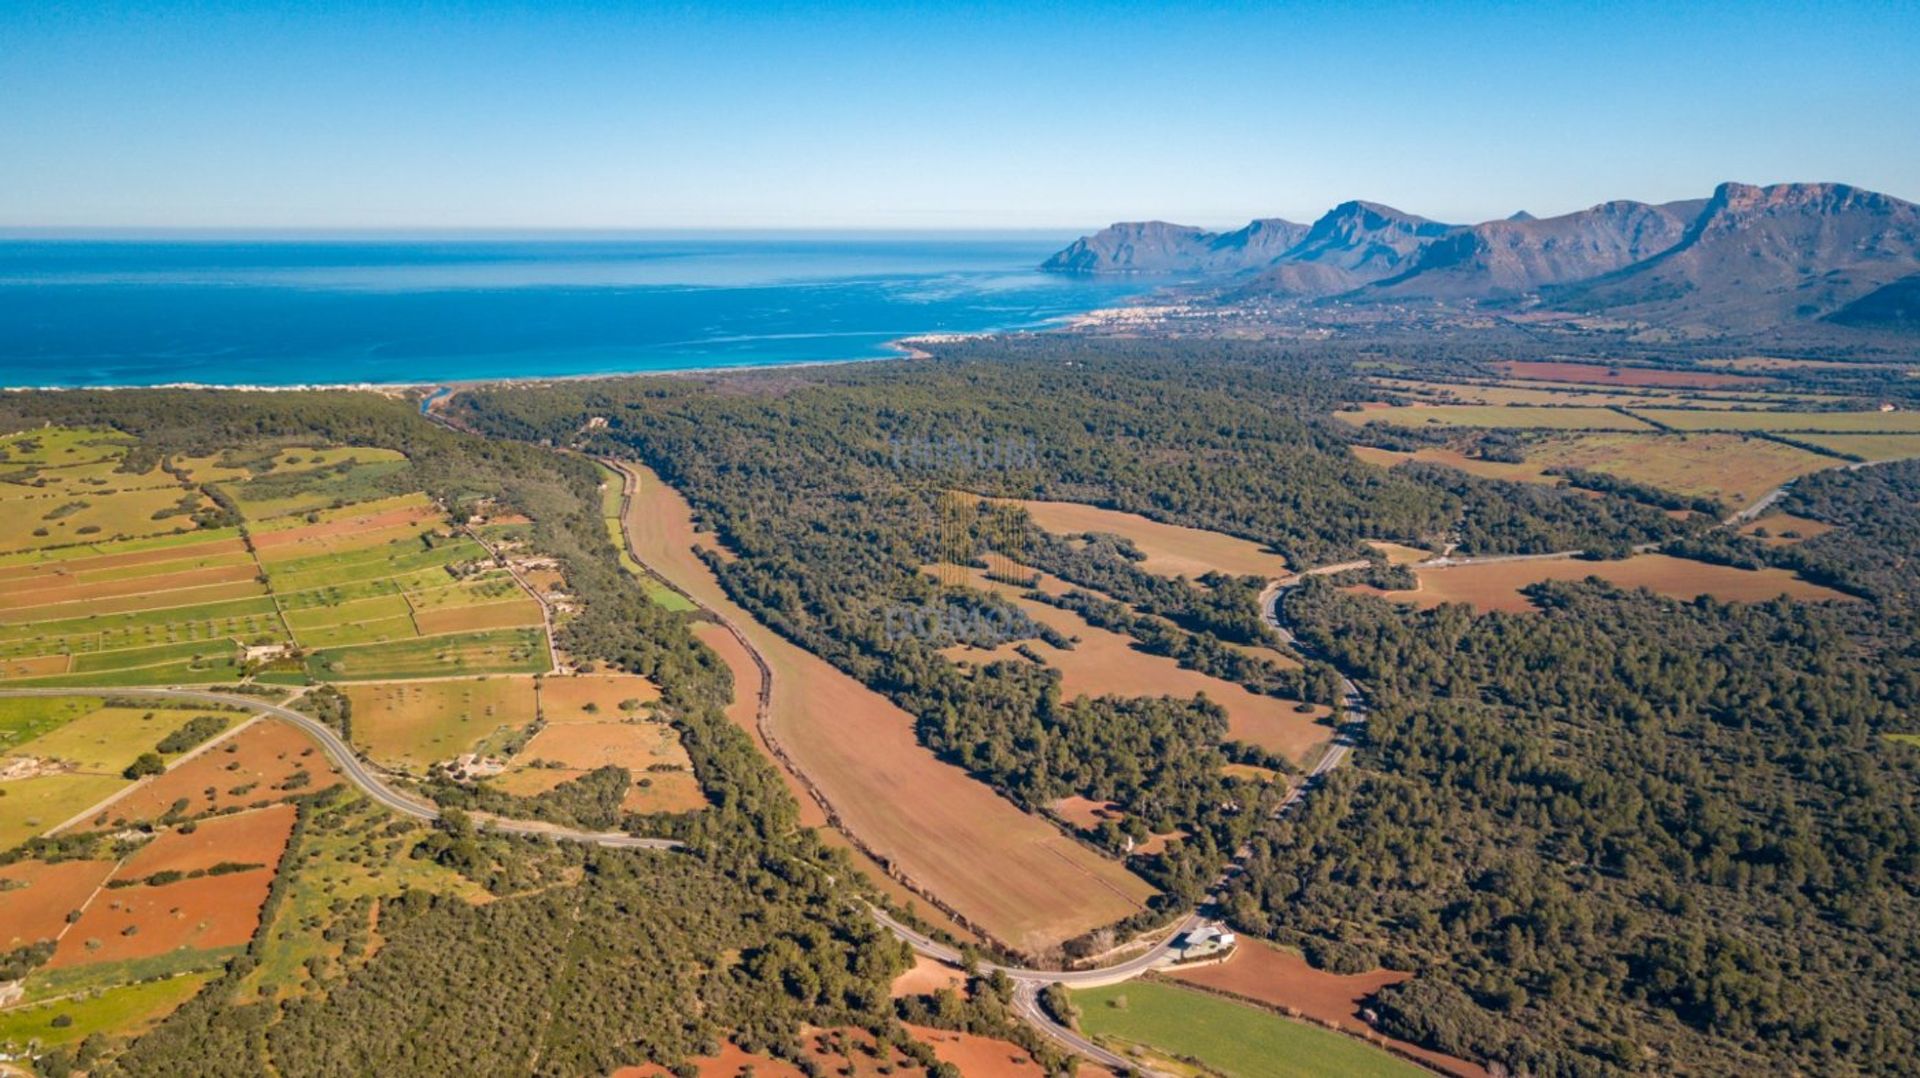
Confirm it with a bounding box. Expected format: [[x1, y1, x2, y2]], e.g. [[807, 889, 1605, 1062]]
[[0, 686, 683, 852]]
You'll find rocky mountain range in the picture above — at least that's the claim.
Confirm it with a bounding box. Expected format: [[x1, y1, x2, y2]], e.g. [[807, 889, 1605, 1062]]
[[1044, 182, 1920, 332]]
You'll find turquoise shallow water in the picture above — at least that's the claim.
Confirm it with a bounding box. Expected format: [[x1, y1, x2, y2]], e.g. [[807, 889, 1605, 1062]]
[[0, 235, 1146, 387]]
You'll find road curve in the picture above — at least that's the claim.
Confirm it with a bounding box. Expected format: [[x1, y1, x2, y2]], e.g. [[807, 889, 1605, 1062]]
[[0, 686, 683, 852]]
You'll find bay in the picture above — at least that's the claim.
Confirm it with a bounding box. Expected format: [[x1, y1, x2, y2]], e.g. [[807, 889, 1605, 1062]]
[[0, 235, 1146, 387]]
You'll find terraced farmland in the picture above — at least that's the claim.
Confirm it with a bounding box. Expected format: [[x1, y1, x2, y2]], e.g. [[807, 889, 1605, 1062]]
[[0, 432, 554, 690]]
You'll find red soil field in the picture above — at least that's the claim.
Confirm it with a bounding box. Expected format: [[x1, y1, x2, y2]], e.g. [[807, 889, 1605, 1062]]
[[0, 579, 266, 625], [1495, 360, 1766, 389], [0, 536, 246, 585], [0, 654, 72, 679], [619, 461, 1151, 953], [944, 565, 1333, 765], [112, 803, 297, 880], [50, 805, 297, 970], [1051, 795, 1121, 829], [904, 1024, 1049, 1076], [100, 719, 341, 826], [250, 504, 439, 552], [815, 827, 985, 947], [516, 722, 685, 769], [615, 1027, 926, 1078], [889, 956, 966, 998], [1739, 512, 1836, 545], [1168, 937, 1488, 1078], [47, 872, 275, 969], [0, 859, 115, 947], [983, 496, 1291, 580], [0, 561, 259, 608], [536, 672, 661, 720], [1352, 553, 1853, 614], [691, 622, 823, 827]]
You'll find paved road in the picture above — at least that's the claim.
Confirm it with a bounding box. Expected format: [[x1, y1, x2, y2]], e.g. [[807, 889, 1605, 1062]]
[[0, 686, 683, 852]]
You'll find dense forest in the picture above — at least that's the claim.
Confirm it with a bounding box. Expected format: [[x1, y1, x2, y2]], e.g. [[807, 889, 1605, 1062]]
[[1223, 462, 1920, 1075]]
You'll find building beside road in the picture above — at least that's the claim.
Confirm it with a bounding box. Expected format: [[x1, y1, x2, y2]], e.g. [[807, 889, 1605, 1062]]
[[1171, 925, 1236, 961]]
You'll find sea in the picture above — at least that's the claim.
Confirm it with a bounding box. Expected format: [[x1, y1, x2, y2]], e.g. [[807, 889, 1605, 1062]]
[[0, 234, 1150, 388]]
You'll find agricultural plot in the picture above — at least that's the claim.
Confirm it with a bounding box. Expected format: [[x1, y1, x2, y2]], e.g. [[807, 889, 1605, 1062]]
[[1626, 408, 1920, 433], [255, 497, 550, 680], [495, 718, 705, 814], [174, 445, 407, 487], [305, 627, 549, 681], [1350, 553, 1852, 614], [1072, 980, 1424, 1078], [1789, 432, 1920, 462], [100, 719, 340, 826], [0, 859, 118, 947], [0, 427, 132, 466], [0, 431, 217, 557], [215, 455, 412, 520], [939, 564, 1332, 764], [49, 804, 297, 970], [0, 972, 214, 1054], [1368, 376, 1708, 409], [1493, 360, 1769, 389], [1167, 937, 1486, 1077], [1738, 512, 1836, 545], [620, 461, 1153, 953], [1335, 404, 1659, 431], [597, 461, 698, 612], [535, 673, 661, 720], [1354, 430, 1837, 514], [0, 772, 126, 850], [0, 701, 246, 843], [0, 695, 98, 751], [980, 496, 1291, 579], [1364, 540, 1432, 565], [343, 677, 537, 766], [0, 525, 280, 686]]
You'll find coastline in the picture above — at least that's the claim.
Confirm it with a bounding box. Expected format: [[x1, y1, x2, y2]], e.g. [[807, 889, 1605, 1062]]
[[0, 320, 1100, 395], [0, 336, 955, 395]]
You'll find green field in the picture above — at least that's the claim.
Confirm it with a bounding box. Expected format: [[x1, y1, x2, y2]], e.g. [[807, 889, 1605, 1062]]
[[0, 526, 245, 570], [305, 627, 550, 681], [1791, 433, 1920, 462], [0, 597, 286, 659], [0, 428, 131, 467], [596, 461, 697, 612], [68, 638, 240, 674], [1626, 408, 1920, 433], [0, 772, 127, 848], [218, 457, 413, 519], [0, 695, 99, 750], [0, 973, 215, 1052], [1071, 980, 1422, 1078]]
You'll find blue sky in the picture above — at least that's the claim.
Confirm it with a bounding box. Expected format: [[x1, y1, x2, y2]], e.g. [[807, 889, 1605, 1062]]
[[2, 0, 1916, 230]]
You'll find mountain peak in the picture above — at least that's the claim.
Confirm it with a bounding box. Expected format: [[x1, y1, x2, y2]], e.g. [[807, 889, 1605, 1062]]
[[1040, 182, 1920, 331]]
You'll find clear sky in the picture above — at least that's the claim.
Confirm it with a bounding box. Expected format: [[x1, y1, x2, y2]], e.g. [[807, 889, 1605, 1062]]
[[2, 0, 1916, 230]]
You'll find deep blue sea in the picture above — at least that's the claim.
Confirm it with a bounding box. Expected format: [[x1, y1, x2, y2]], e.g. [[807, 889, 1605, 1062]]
[[0, 236, 1147, 388]]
